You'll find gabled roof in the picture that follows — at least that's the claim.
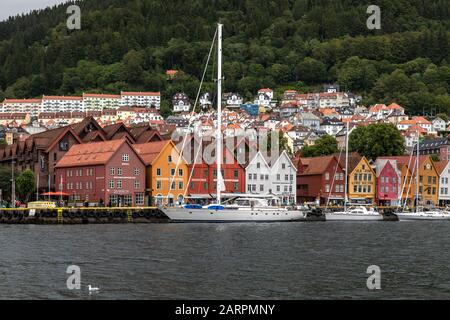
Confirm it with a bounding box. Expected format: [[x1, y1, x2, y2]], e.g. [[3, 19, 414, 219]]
[[298, 155, 339, 176], [133, 140, 173, 165], [434, 161, 449, 175], [55, 139, 141, 168], [336, 152, 363, 174]]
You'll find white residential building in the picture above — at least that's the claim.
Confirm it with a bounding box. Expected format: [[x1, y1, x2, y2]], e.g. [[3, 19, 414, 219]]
[[438, 161, 450, 206], [224, 93, 243, 108], [172, 92, 191, 113], [120, 91, 161, 109], [42, 96, 83, 112], [320, 118, 344, 136], [1, 99, 42, 116], [433, 117, 447, 132], [246, 152, 272, 195], [83, 93, 121, 111], [270, 151, 297, 205]]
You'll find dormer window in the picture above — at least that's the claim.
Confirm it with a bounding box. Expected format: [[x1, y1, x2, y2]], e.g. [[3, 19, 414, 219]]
[[59, 141, 69, 151]]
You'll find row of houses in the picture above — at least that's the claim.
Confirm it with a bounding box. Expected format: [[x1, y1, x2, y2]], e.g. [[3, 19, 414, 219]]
[[0, 117, 296, 206], [0, 92, 161, 115], [295, 153, 450, 207]]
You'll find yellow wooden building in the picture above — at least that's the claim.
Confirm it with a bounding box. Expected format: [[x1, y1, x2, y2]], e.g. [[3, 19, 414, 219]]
[[133, 140, 188, 206], [346, 155, 377, 204]]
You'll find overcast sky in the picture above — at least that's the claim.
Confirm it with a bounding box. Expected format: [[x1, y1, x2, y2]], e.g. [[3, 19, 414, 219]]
[[1, 0, 70, 22]]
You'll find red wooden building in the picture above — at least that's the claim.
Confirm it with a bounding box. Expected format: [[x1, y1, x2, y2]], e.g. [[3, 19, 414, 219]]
[[55, 139, 146, 206], [296, 155, 345, 205], [187, 144, 246, 203], [374, 159, 401, 206]]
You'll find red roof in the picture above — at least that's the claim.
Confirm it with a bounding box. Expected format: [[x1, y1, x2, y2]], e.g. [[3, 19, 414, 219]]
[[83, 93, 120, 99], [121, 91, 160, 96], [434, 161, 449, 175], [43, 95, 82, 101], [133, 141, 171, 165], [166, 70, 178, 75], [55, 139, 130, 168], [258, 88, 273, 93], [298, 155, 338, 175], [3, 99, 42, 104]]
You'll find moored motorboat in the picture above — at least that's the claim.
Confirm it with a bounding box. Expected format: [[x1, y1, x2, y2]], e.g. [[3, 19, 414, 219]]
[[325, 206, 384, 221]]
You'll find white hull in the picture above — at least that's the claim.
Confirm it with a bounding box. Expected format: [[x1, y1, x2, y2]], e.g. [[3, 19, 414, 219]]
[[397, 212, 450, 221], [161, 207, 306, 222], [325, 212, 384, 221]]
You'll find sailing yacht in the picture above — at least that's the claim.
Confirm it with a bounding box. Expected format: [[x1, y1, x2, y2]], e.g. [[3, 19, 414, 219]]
[[397, 135, 450, 221], [324, 122, 384, 221], [160, 23, 306, 222]]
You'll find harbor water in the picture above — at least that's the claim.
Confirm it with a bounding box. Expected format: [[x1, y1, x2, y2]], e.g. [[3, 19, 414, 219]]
[[1, 221, 450, 299]]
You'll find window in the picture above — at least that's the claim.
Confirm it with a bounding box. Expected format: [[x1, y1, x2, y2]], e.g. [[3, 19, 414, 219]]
[[257, 163, 260, 169], [135, 193, 144, 205], [248, 173, 252, 180], [265, 174, 269, 180], [156, 181, 162, 190], [171, 169, 175, 176], [277, 186, 280, 192], [277, 174, 280, 181], [282, 163, 286, 169], [253, 173, 257, 180], [168, 155, 172, 163], [156, 168, 161, 176], [325, 184, 330, 192], [325, 172, 330, 180], [171, 181, 176, 190], [234, 183, 239, 191], [234, 170, 239, 178], [122, 154, 129, 162], [353, 185, 357, 193], [134, 180, 140, 189], [260, 185, 264, 192], [179, 169, 183, 177], [134, 168, 140, 176], [203, 182, 208, 190], [117, 168, 123, 176], [285, 174, 289, 181], [110, 167, 115, 175], [178, 182, 184, 190], [109, 180, 114, 188], [117, 180, 122, 189]]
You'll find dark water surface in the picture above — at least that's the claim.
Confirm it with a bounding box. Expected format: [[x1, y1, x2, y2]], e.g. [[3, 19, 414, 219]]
[[1, 221, 450, 299]]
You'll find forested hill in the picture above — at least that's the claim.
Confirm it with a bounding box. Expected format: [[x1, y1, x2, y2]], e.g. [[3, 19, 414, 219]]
[[0, 0, 449, 115]]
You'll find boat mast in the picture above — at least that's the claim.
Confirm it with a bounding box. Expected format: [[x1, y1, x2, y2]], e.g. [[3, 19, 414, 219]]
[[344, 121, 349, 211], [416, 129, 419, 212], [216, 23, 223, 205]]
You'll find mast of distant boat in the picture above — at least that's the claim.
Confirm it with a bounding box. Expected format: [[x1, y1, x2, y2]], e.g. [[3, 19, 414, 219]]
[[415, 128, 419, 212], [216, 23, 223, 205], [344, 121, 349, 211]]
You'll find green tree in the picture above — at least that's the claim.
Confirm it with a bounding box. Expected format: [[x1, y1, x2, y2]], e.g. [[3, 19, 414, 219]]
[[16, 169, 36, 203], [301, 135, 339, 157], [295, 57, 327, 84], [349, 123, 405, 160]]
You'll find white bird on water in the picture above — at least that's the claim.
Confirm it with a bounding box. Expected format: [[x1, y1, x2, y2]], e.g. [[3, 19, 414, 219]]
[[88, 285, 100, 293]]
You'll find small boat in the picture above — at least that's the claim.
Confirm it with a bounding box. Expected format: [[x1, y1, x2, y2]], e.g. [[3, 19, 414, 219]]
[[325, 206, 384, 221], [396, 207, 450, 221]]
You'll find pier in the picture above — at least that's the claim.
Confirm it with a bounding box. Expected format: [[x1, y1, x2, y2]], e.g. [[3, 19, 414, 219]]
[[0, 207, 169, 224]]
